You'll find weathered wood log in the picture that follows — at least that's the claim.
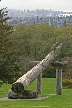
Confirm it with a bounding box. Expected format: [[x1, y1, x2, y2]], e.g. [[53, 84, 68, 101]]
[[8, 89, 18, 99], [56, 69, 62, 95], [51, 61, 68, 68], [29, 61, 68, 68], [12, 43, 63, 93], [29, 61, 40, 68], [22, 90, 38, 99], [8, 89, 38, 99], [36, 74, 42, 94]]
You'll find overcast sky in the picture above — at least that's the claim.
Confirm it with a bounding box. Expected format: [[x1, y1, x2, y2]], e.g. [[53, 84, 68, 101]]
[[0, 0, 72, 12]]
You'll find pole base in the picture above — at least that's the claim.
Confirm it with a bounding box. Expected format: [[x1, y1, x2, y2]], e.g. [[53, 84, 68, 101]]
[[8, 89, 38, 99]]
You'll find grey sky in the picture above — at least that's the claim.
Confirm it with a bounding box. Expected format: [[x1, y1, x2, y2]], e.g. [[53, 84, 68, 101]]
[[0, 0, 72, 11]]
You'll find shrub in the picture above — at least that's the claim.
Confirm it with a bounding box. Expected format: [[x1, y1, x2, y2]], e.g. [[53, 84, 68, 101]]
[[42, 69, 56, 78], [62, 78, 72, 88]]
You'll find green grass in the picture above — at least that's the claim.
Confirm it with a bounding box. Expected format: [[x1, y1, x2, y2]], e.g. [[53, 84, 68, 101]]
[[0, 78, 72, 108]]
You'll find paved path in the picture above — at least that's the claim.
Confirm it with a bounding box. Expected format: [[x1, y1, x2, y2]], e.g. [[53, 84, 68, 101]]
[[0, 96, 49, 101]]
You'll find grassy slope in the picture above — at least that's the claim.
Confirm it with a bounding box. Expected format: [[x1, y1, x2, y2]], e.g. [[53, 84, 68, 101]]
[[0, 78, 72, 108]]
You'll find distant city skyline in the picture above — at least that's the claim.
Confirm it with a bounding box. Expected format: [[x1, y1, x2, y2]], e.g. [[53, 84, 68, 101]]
[[0, 0, 72, 12]]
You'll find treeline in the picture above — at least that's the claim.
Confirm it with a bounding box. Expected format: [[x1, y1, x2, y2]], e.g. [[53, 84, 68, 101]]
[[10, 23, 72, 78], [11, 24, 72, 59]]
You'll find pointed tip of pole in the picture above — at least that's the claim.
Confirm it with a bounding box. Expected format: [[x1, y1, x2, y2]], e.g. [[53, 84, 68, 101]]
[[60, 43, 63, 46]]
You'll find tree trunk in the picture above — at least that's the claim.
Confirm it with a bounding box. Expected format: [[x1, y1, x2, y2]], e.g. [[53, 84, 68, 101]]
[[12, 43, 63, 93]]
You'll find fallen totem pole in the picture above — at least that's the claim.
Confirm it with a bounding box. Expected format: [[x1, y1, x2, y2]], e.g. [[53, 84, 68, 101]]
[[8, 43, 63, 99]]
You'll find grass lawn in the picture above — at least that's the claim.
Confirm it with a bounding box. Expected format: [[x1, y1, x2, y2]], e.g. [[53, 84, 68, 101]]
[[0, 78, 72, 108]]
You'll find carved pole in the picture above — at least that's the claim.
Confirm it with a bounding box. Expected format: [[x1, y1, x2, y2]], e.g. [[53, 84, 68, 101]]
[[11, 43, 63, 93]]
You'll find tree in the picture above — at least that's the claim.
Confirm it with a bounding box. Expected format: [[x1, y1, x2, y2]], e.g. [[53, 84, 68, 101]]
[[0, 8, 21, 86]]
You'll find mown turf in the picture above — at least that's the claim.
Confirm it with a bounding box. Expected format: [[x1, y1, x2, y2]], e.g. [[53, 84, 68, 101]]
[[0, 78, 72, 108]]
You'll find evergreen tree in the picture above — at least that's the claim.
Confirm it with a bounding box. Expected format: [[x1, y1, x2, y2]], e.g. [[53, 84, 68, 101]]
[[0, 8, 20, 85]]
